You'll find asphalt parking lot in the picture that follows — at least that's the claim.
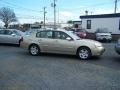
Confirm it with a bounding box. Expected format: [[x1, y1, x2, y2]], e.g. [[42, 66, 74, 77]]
[[0, 43, 120, 90]]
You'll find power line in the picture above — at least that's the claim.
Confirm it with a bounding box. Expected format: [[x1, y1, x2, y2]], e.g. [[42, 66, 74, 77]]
[[0, 0, 43, 13], [17, 17, 41, 19], [16, 13, 41, 18]]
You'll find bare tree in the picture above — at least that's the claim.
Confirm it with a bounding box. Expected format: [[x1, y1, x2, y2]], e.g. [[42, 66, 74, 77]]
[[0, 7, 17, 28]]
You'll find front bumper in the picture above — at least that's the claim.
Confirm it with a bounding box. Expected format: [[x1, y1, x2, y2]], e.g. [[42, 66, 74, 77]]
[[92, 46, 105, 56], [96, 37, 112, 41]]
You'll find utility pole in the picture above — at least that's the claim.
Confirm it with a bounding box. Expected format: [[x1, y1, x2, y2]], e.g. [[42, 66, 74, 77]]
[[52, 0, 56, 30], [54, 0, 56, 30], [114, 0, 117, 13], [57, 8, 59, 24], [43, 7, 47, 29], [51, 0, 57, 29]]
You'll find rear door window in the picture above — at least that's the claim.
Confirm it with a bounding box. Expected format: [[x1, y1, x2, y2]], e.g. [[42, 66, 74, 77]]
[[36, 31, 53, 38], [5, 30, 13, 35]]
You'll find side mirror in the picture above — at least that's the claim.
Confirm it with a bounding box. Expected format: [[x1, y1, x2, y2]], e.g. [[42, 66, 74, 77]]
[[11, 33, 16, 36], [66, 37, 72, 41]]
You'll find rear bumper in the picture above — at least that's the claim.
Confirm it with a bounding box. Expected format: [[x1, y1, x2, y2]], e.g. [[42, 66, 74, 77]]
[[20, 42, 29, 49]]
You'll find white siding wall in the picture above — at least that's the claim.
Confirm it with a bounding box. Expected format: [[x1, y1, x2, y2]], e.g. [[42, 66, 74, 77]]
[[81, 17, 120, 34]]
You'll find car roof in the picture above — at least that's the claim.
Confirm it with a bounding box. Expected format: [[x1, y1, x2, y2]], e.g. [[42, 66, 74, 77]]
[[0, 29, 20, 31], [36, 28, 66, 32], [28, 28, 81, 40]]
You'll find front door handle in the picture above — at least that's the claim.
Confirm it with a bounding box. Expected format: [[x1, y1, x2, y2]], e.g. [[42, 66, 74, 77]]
[[55, 40, 58, 42], [38, 39, 42, 43]]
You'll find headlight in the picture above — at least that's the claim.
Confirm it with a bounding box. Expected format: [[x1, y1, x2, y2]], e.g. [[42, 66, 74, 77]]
[[95, 43, 102, 47]]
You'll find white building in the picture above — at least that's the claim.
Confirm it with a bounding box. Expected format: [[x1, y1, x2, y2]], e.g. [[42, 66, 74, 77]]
[[80, 13, 120, 34]]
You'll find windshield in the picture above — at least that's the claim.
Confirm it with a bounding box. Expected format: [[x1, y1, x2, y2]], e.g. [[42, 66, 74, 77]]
[[96, 29, 109, 33], [66, 31, 81, 40]]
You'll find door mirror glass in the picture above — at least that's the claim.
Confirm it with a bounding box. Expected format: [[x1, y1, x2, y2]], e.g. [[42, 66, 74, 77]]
[[11, 33, 16, 36], [66, 37, 72, 41]]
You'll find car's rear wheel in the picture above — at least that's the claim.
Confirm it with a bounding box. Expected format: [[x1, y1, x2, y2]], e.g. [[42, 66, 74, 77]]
[[78, 47, 91, 60], [29, 45, 40, 56]]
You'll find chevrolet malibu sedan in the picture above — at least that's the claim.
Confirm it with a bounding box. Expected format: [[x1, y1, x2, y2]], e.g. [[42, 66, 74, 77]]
[[20, 29, 105, 60]]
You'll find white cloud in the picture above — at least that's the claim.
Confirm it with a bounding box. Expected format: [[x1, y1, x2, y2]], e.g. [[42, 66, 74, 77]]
[[94, 9, 114, 14], [59, 11, 80, 22], [59, 11, 74, 17], [58, 8, 115, 22]]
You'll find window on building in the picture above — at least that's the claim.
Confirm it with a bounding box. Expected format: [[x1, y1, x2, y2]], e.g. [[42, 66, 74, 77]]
[[87, 20, 91, 29], [119, 20, 120, 30], [74, 24, 79, 28]]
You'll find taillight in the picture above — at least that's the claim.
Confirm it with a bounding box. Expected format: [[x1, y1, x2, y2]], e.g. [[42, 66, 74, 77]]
[[83, 33, 86, 36]]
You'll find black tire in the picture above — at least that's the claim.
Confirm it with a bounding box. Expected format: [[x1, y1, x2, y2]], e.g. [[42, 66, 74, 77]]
[[77, 47, 91, 60], [29, 44, 40, 56]]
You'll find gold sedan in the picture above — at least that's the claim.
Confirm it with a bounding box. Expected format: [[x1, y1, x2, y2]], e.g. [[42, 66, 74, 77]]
[[20, 29, 105, 60]]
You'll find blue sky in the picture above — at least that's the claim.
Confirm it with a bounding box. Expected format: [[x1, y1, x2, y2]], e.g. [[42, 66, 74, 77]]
[[0, 0, 120, 24]]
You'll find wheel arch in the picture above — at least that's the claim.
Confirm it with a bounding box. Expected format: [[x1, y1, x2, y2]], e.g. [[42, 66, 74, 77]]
[[76, 46, 92, 55], [28, 43, 40, 50]]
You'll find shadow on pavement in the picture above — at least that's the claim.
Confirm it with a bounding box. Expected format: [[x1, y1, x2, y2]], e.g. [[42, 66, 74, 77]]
[[112, 56, 120, 62], [19, 51, 102, 61], [0, 44, 19, 47]]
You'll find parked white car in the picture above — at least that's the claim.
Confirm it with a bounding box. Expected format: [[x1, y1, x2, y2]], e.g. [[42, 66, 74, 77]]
[[95, 28, 112, 42], [0, 29, 23, 45]]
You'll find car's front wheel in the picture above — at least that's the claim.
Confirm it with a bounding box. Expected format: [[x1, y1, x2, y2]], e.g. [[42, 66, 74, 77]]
[[29, 44, 40, 56], [78, 47, 91, 60]]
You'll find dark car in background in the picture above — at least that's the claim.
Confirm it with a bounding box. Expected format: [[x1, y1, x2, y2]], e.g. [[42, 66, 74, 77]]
[[67, 28, 88, 38], [0, 29, 23, 45]]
